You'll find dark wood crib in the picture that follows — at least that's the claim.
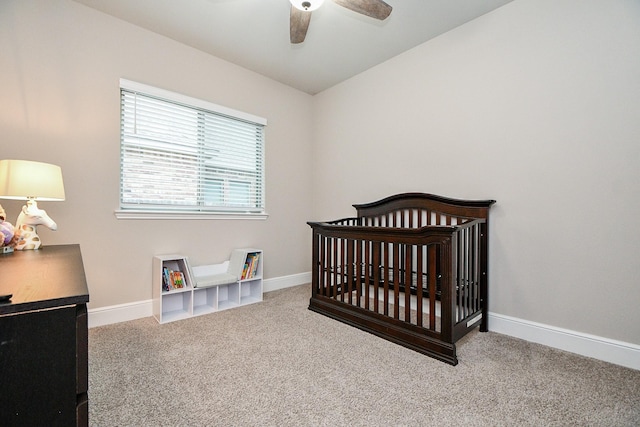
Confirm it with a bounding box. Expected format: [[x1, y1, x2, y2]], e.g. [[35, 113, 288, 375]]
[[307, 193, 496, 365]]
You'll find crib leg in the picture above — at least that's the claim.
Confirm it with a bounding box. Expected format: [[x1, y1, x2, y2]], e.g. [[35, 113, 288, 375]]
[[480, 316, 488, 332], [480, 222, 489, 333], [479, 273, 488, 332]]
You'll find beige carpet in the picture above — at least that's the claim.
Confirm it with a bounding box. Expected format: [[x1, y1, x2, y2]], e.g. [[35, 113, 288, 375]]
[[89, 284, 640, 426]]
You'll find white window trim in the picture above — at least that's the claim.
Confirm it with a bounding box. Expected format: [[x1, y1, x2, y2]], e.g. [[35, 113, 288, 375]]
[[114, 210, 268, 220], [116, 79, 268, 220]]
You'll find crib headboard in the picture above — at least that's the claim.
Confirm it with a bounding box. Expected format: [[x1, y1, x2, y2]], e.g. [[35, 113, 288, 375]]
[[353, 193, 496, 227]]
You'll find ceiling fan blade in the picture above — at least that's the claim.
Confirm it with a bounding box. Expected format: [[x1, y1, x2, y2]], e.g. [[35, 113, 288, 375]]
[[333, 0, 392, 20], [290, 5, 312, 44]]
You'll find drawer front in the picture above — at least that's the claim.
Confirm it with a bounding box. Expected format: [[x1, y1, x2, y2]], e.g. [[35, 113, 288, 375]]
[[0, 306, 77, 426]]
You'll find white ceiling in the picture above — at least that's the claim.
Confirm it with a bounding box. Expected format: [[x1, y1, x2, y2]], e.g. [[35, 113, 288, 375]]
[[72, 0, 514, 94]]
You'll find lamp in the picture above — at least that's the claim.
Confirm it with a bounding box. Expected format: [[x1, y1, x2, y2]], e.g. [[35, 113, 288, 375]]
[[290, 0, 325, 11], [0, 159, 65, 250]]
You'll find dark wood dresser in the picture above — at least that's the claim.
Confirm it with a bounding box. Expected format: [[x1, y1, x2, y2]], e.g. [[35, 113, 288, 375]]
[[0, 244, 90, 427]]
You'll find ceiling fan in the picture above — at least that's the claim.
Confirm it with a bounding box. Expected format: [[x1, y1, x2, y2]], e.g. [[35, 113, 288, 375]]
[[289, 0, 392, 44]]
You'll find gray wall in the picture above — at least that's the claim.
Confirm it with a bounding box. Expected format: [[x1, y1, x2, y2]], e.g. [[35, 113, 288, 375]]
[[312, 0, 640, 344], [0, 0, 314, 309]]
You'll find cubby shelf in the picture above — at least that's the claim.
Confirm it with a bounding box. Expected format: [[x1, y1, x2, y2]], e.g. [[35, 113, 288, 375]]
[[152, 249, 263, 324]]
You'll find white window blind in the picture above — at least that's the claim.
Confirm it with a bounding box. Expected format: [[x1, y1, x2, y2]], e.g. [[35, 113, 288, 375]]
[[119, 80, 266, 217]]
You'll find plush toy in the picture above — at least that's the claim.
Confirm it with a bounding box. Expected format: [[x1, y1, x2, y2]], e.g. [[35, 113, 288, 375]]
[[0, 204, 15, 247]]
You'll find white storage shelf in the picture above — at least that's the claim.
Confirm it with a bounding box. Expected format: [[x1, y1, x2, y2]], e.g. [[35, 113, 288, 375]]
[[240, 278, 263, 305], [153, 249, 263, 324]]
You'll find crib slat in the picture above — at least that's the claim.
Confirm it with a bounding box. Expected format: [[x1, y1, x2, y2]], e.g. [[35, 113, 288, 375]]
[[324, 236, 330, 297], [383, 243, 389, 316], [462, 229, 467, 318], [469, 226, 478, 314], [326, 237, 332, 297], [467, 227, 472, 318], [464, 227, 470, 319], [318, 234, 324, 296], [346, 238, 354, 305], [324, 237, 329, 297], [458, 228, 464, 321], [391, 243, 398, 319], [429, 244, 437, 331], [337, 238, 341, 300], [327, 237, 333, 298], [355, 239, 362, 308], [373, 241, 381, 314], [364, 240, 370, 310], [404, 245, 411, 323], [331, 237, 336, 298], [333, 237, 339, 300], [476, 223, 481, 314], [341, 238, 347, 303], [457, 229, 464, 321], [416, 245, 423, 328], [476, 224, 481, 314]]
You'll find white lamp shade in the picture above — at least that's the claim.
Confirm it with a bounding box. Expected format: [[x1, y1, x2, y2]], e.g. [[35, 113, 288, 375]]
[[0, 159, 66, 201], [290, 0, 325, 11]]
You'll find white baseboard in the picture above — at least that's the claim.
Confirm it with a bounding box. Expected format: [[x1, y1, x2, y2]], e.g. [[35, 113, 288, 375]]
[[88, 276, 638, 371], [263, 271, 311, 293], [489, 312, 640, 371], [88, 299, 153, 328], [88, 272, 312, 328]]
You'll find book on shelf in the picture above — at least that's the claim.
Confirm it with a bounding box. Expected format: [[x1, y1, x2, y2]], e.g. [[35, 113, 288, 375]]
[[162, 267, 171, 291], [241, 252, 261, 280], [172, 271, 185, 288], [163, 266, 187, 291]]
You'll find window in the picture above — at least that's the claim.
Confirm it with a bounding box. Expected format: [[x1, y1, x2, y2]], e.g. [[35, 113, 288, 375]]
[[117, 79, 267, 219]]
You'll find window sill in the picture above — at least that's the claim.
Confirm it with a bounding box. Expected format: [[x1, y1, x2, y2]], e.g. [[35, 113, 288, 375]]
[[114, 210, 269, 220]]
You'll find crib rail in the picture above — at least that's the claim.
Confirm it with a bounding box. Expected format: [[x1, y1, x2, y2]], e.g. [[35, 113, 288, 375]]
[[353, 192, 493, 221]]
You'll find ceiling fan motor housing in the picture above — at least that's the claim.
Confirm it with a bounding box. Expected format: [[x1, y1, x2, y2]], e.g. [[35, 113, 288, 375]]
[[290, 0, 325, 12]]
